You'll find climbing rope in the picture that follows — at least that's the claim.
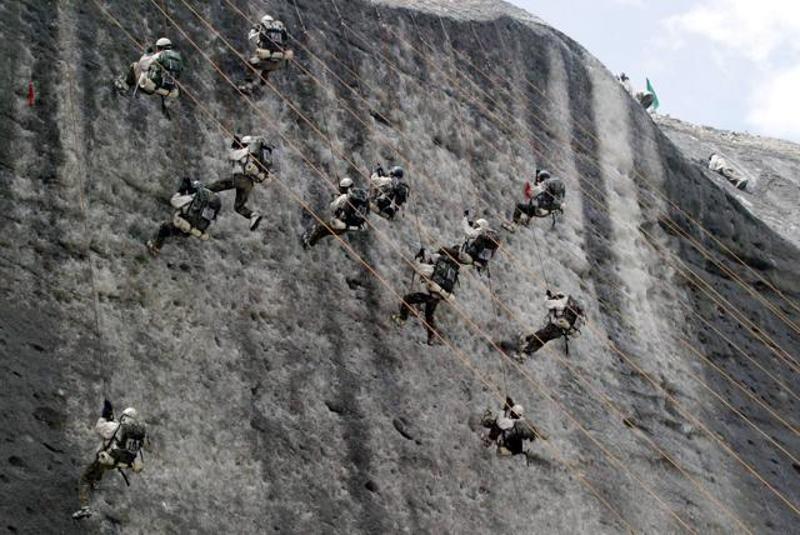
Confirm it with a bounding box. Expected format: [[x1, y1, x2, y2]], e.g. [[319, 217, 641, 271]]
[[163, 4, 771, 527], [223, 0, 800, 486], [96, 5, 667, 530], [94, 1, 792, 528], [383, 13, 800, 372], [231, 0, 800, 464], [216, 6, 800, 520]]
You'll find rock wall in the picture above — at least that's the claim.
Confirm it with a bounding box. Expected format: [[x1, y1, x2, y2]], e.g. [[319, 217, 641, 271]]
[[0, 0, 798, 533]]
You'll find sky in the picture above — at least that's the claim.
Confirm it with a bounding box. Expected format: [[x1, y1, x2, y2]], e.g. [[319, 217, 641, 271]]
[[507, 0, 800, 143]]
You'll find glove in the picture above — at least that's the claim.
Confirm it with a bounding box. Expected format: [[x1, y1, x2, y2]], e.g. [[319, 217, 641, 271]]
[[231, 134, 243, 149], [414, 247, 425, 260], [101, 399, 114, 421], [546, 289, 553, 299], [463, 209, 469, 217], [178, 176, 193, 194]]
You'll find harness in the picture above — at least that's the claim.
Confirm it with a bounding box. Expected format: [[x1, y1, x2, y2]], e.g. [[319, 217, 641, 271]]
[[258, 21, 287, 51], [337, 188, 370, 227], [97, 419, 146, 482], [430, 255, 460, 295], [373, 179, 409, 216], [181, 188, 220, 231], [537, 179, 564, 210], [150, 50, 183, 91], [463, 230, 499, 271], [550, 297, 585, 355], [242, 142, 272, 182]]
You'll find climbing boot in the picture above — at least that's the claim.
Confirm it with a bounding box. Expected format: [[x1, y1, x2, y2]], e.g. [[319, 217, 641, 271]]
[[501, 221, 516, 233], [112, 76, 131, 96], [72, 507, 92, 520], [146, 240, 160, 257], [426, 335, 443, 346], [249, 212, 263, 231]]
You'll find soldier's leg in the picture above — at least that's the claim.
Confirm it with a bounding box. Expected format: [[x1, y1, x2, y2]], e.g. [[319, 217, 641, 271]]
[[306, 223, 333, 247], [523, 323, 563, 354], [423, 297, 441, 344], [232, 174, 255, 219], [125, 63, 137, 87], [399, 292, 428, 320], [206, 177, 236, 193], [78, 460, 107, 508], [152, 222, 184, 250]]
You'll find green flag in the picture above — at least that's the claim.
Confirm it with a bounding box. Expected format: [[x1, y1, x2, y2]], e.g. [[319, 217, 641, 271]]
[[646, 78, 660, 111]]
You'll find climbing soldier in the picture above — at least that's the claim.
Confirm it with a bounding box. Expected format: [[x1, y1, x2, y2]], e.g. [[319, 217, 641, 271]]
[[147, 177, 222, 256], [518, 289, 585, 358], [369, 163, 410, 220], [239, 15, 294, 94], [208, 135, 273, 231], [708, 153, 747, 190], [480, 396, 541, 460], [114, 38, 184, 109], [618, 73, 634, 96], [502, 169, 566, 232], [392, 247, 460, 345], [302, 178, 370, 248], [448, 211, 499, 273], [73, 400, 146, 520]]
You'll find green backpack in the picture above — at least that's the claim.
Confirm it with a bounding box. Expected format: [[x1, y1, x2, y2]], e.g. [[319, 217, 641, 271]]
[[150, 50, 184, 91]]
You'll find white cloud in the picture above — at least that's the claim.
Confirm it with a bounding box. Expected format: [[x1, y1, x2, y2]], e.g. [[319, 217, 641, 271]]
[[664, 0, 800, 141], [747, 65, 800, 140], [665, 0, 800, 61]]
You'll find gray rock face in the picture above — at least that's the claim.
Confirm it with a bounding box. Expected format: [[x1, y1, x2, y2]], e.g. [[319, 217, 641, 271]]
[[657, 115, 800, 249], [1, 0, 798, 533]]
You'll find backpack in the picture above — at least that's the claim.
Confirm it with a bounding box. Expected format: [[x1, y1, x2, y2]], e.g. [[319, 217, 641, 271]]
[[150, 50, 184, 91], [539, 178, 565, 211], [561, 296, 585, 333], [260, 21, 287, 50], [465, 230, 499, 268], [339, 188, 370, 227], [431, 255, 460, 294], [244, 142, 273, 180], [182, 188, 220, 231], [393, 181, 410, 207], [108, 421, 146, 467]]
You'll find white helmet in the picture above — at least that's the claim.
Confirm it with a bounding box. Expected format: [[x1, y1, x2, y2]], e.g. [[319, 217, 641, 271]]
[[155, 37, 172, 50], [475, 218, 489, 230], [120, 407, 138, 420], [339, 177, 353, 190], [509, 404, 524, 418], [261, 15, 274, 25]]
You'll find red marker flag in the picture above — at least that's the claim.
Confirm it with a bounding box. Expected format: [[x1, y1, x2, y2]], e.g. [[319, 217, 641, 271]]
[[27, 81, 35, 107], [524, 180, 533, 199]]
